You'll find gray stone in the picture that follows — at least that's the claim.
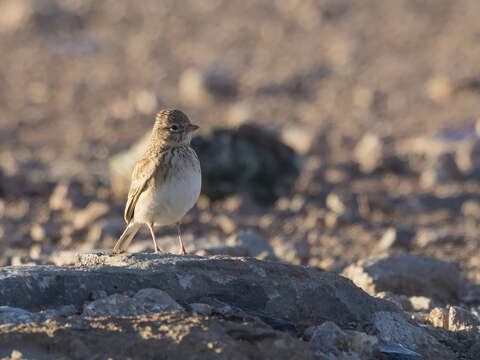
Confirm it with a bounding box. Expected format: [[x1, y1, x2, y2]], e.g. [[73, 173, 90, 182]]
[[225, 231, 276, 259], [82, 288, 183, 317], [342, 253, 461, 302], [189, 303, 213, 316], [0, 253, 398, 330], [372, 311, 454, 359], [378, 342, 422, 360], [0, 306, 33, 324]]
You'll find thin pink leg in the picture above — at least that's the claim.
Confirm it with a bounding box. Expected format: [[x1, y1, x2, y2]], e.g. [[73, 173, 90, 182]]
[[148, 223, 162, 254], [176, 222, 187, 255]]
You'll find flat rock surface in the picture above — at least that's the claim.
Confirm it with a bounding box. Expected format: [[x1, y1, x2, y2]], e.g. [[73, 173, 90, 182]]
[[0, 252, 397, 329]]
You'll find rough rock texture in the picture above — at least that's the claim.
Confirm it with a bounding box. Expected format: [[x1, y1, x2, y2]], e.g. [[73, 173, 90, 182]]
[[0, 312, 313, 360], [0, 252, 397, 330], [342, 253, 461, 302]]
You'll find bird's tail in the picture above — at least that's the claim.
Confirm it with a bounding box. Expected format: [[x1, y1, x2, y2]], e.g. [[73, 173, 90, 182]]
[[113, 223, 142, 253]]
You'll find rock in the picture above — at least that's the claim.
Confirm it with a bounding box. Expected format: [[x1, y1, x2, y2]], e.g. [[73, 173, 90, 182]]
[[447, 306, 480, 331], [110, 124, 301, 204], [281, 126, 316, 155], [48, 181, 86, 211], [306, 322, 378, 359], [426, 76, 453, 102], [178, 67, 238, 105], [191, 124, 302, 204], [354, 133, 384, 173], [372, 311, 454, 359], [0, 253, 399, 330], [455, 138, 480, 177], [308, 321, 349, 356], [461, 200, 480, 219], [376, 292, 412, 312], [0, 0, 32, 32], [377, 228, 414, 251], [190, 303, 213, 316], [0, 306, 33, 325], [427, 307, 448, 329], [420, 153, 461, 187], [0, 312, 313, 360], [342, 253, 461, 302], [225, 231, 276, 259], [73, 201, 110, 230], [82, 288, 182, 317], [377, 342, 422, 360], [409, 296, 432, 312]]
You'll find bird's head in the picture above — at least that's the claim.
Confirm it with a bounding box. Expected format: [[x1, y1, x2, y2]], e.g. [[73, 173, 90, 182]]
[[152, 109, 199, 145]]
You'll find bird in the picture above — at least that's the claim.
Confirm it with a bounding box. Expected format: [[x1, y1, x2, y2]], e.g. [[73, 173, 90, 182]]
[[113, 109, 201, 255]]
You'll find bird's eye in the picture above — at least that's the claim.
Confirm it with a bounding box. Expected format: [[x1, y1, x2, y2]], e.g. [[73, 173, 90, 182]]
[[171, 125, 178, 131]]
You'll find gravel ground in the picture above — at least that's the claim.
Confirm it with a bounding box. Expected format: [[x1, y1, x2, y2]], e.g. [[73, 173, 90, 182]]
[[2, 0, 480, 325]]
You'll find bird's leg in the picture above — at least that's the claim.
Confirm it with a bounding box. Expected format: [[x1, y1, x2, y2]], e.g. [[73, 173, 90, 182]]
[[148, 223, 163, 254], [176, 222, 187, 255]]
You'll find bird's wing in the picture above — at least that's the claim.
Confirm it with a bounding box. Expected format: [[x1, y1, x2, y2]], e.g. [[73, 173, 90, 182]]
[[124, 155, 158, 223]]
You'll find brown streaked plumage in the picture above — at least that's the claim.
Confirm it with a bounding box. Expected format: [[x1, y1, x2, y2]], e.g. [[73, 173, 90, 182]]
[[113, 109, 201, 255]]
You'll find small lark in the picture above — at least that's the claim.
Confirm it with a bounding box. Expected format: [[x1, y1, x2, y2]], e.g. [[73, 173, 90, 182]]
[[113, 109, 201, 255]]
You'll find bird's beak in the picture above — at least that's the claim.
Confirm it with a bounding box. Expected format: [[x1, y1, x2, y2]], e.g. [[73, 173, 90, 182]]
[[188, 124, 200, 132]]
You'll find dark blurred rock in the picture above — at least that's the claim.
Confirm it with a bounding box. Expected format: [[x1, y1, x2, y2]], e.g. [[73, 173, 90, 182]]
[[342, 253, 461, 302], [189, 303, 213, 316], [191, 124, 302, 204]]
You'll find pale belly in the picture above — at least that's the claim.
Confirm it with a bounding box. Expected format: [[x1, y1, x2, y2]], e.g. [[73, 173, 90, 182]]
[[134, 166, 201, 226]]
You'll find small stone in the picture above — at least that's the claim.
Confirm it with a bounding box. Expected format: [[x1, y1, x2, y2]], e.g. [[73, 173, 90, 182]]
[[461, 200, 480, 219], [190, 303, 213, 316], [354, 133, 384, 173], [281, 126, 315, 155], [0, 0, 32, 32], [134, 288, 183, 313], [420, 153, 461, 187], [178, 67, 209, 105], [409, 296, 431, 311], [30, 223, 47, 242], [456, 138, 480, 177], [226, 231, 275, 259], [378, 342, 422, 360], [10, 350, 23, 360], [342, 253, 461, 302], [448, 305, 480, 331], [134, 89, 158, 115], [308, 321, 349, 355], [426, 76, 453, 102], [427, 307, 448, 329], [216, 215, 236, 234], [377, 228, 413, 251], [49, 181, 83, 211], [73, 201, 110, 230], [376, 292, 413, 312]]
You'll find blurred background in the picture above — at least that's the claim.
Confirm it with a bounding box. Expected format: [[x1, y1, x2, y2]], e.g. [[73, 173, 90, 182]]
[[1, 0, 480, 285]]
